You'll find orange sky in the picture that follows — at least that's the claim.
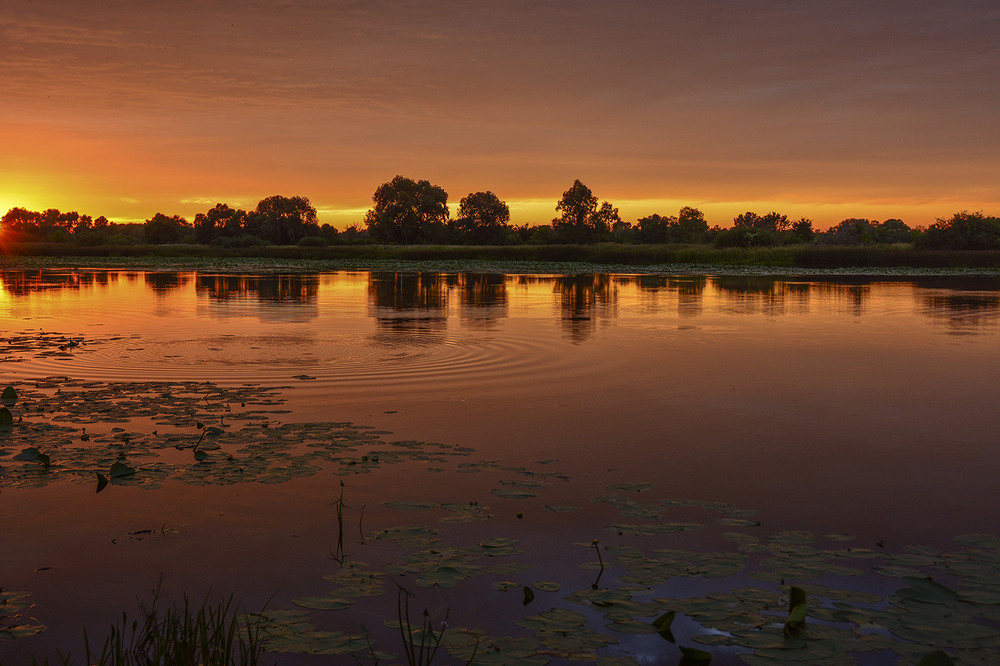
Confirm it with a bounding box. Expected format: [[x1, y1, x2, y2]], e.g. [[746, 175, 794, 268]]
[[2, 1, 998, 231]]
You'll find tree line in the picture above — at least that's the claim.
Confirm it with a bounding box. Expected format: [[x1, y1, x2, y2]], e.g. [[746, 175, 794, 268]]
[[2, 176, 998, 250]]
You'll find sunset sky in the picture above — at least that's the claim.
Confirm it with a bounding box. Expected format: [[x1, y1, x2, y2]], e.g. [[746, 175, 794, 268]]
[[2, 0, 998, 230]]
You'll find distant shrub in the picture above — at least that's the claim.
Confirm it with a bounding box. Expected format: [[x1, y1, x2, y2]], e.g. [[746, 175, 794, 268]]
[[210, 233, 269, 248], [297, 235, 326, 247], [714, 226, 779, 248]]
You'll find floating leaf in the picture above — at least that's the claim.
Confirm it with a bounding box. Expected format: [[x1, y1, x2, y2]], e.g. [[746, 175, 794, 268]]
[[14, 447, 43, 462], [523, 586, 535, 606], [96, 472, 109, 494], [897, 576, 960, 605], [785, 586, 807, 635], [480, 536, 522, 557], [491, 488, 537, 499], [109, 461, 135, 478], [544, 504, 579, 512], [383, 500, 438, 511], [717, 518, 761, 527], [1, 386, 18, 403], [917, 650, 956, 666], [825, 533, 857, 542], [679, 645, 712, 664], [651, 610, 676, 642], [0, 407, 15, 426], [292, 596, 355, 611]]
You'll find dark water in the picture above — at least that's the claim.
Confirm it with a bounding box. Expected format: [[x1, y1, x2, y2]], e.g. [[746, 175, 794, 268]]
[[2, 269, 999, 663]]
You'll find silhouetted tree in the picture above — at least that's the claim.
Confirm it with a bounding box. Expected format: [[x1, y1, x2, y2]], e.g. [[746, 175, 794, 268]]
[[790, 218, 815, 243], [552, 180, 616, 243], [194, 203, 247, 243], [734, 211, 790, 233], [1, 208, 39, 239], [636, 214, 673, 244], [716, 211, 784, 247], [455, 191, 510, 244], [610, 218, 635, 243], [144, 213, 191, 244], [635, 207, 709, 244], [875, 218, 912, 243], [247, 195, 318, 245], [676, 207, 709, 243], [365, 176, 449, 244], [822, 218, 877, 245], [918, 211, 1000, 250]]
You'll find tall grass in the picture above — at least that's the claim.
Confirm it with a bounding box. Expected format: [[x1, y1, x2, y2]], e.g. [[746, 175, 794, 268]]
[[80, 580, 265, 666], [9, 240, 1000, 269]]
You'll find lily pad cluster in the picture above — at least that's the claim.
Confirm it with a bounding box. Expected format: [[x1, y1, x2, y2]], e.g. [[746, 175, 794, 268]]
[[0, 378, 474, 491], [261, 480, 999, 665], [2, 375, 998, 665], [0, 589, 46, 640], [0, 331, 99, 363]]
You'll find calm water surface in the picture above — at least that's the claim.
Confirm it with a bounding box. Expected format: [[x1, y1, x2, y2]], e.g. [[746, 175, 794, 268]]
[[2, 269, 999, 663]]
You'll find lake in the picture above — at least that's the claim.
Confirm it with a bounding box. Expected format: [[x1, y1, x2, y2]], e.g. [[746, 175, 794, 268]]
[[2, 267, 999, 664]]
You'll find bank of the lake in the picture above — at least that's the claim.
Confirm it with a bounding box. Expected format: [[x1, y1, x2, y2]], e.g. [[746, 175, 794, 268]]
[[5, 245, 1000, 278]]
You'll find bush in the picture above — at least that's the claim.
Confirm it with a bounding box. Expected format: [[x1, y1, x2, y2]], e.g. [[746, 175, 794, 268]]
[[714, 226, 779, 248], [210, 234, 269, 248], [297, 235, 326, 247]]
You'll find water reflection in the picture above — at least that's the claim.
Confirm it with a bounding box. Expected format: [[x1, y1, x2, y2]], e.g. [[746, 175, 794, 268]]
[[456, 273, 508, 330], [635, 275, 707, 318], [195, 274, 320, 322], [145, 272, 191, 294], [3, 269, 1000, 337], [367, 272, 449, 341], [919, 291, 1000, 335], [0, 269, 122, 295], [714, 276, 816, 317], [553, 274, 617, 343]]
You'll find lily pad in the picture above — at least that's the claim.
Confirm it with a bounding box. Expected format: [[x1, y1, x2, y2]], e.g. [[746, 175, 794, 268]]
[[292, 596, 355, 611]]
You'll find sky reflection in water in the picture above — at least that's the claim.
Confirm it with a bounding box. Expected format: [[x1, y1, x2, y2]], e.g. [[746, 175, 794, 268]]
[[2, 269, 999, 663]]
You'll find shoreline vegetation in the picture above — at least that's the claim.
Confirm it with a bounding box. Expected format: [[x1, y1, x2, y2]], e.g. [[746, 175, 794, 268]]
[[3, 178, 1000, 271], [5, 241, 1000, 272]]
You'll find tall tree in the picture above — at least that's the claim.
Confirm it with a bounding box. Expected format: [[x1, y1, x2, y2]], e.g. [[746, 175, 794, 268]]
[[552, 180, 615, 243], [144, 213, 190, 244], [194, 203, 247, 243], [456, 191, 510, 244], [676, 207, 708, 243], [250, 195, 318, 245], [364, 176, 449, 244]]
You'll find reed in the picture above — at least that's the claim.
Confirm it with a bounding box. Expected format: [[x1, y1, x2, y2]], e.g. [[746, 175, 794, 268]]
[[81, 578, 265, 666]]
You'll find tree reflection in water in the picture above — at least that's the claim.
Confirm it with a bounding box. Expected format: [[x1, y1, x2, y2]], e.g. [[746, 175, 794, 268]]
[[553, 274, 617, 343]]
